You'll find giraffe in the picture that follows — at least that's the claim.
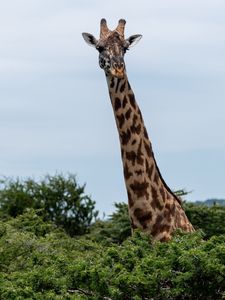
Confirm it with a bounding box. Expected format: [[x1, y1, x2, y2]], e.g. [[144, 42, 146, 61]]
[[82, 19, 194, 241]]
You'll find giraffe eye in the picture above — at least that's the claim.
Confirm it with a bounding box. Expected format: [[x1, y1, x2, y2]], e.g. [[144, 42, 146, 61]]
[[96, 46, 104, 53]]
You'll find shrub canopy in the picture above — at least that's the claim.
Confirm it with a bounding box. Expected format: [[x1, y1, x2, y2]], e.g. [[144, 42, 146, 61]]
[[0, 176, 225, 299], [0, 210, 224, 300], [0, 174, 98, 236]]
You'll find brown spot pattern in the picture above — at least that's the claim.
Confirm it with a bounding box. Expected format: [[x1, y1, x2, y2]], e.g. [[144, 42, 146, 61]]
[[135, 169, 144, 176], [159, 186, 166, 201], [122, 95, 128, 108], [130, 180, 149, 198], [120, 80, 126, 93], [151, 215, 163, 236], [165, 202, 170, 210], [126, 151, 136, 166], [128, 93, 136, 109], [171, 202, 176, 216], [133, 114, 138, 125], [115, 78, 121, 93], [151, 185, 158, 210], [120, 129, 131, 145], [125, 108, 132, 120], [133, 208, 152, 228], [151, 185, 164, 211], [154, 172, 159, 184], [124, 163, 132, 180], [117, 114, 125, 128], [146, 159, 154, 179], [137, 141, 144, 165], [144, 141, 152, 157], [130, 123, 142, 135], [159, 224, 171, 233], [110, 78, 115, 89], [163, 209, 172, 222], [126, 142, 144, 166], [114, 97, 121, 111]]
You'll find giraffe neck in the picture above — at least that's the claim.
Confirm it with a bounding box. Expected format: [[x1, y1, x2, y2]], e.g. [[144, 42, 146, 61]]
[[106, 74, 194, 240]]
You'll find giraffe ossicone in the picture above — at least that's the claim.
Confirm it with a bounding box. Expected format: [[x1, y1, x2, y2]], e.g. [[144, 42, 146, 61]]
[[82, 19, 194, 241]]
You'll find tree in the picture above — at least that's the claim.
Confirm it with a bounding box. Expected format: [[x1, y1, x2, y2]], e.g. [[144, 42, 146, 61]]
[[0, 174, 98, 236]]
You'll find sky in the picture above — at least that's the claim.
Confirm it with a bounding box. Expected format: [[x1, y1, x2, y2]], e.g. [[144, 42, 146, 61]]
[[0, 1, 225, 216]]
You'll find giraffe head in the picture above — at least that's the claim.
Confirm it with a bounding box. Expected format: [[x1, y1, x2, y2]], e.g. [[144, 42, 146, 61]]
[[82, 19, 142, 78]]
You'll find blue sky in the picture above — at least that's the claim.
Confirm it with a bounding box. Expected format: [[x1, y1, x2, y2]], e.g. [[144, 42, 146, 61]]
[[0, 1, 225, 215]]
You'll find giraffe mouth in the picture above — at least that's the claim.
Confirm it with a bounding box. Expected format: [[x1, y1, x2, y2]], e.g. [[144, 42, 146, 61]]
[[110, 68, 125, 78]]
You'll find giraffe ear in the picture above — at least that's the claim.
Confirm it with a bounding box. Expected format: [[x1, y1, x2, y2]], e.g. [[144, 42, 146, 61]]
[[125, 34, 142, 48], [82, 32, 98, 47]]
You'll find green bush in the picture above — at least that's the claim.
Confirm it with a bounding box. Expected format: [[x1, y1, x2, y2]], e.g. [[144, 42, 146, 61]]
[[0, 210, 101, 299], [0, 210, 224, 300], [0, 178, 225, 299], [0, 174, 98, 236], [87, 202, 131, 245], [76, 231, 225, 300], [184, 202, 225, 238]]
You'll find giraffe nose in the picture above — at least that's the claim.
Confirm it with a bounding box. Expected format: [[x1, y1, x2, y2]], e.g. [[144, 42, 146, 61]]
[[111, 58, 125, 78], [113, 61, 124, 69]]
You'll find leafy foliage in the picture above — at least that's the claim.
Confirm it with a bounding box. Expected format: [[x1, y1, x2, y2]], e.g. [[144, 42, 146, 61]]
[[184, 202, 225, 238], [87, 202, 131, 245], [0, 174, 98, 236], [0, 176, 225, 299], [0, 210, 225, 300]]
